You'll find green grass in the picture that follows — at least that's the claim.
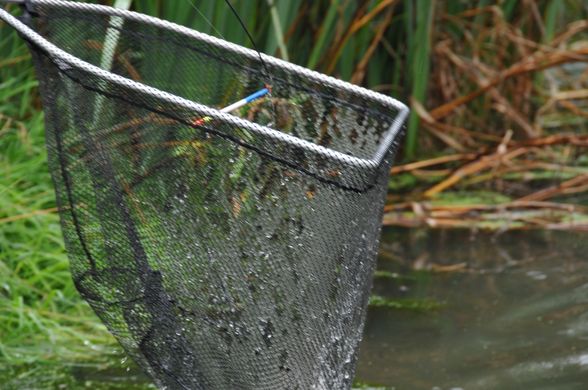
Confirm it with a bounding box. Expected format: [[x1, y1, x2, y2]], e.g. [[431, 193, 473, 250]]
[[0, 99, 129, 386], [0, 8, 122, 385], [369, 295, 444, 311]]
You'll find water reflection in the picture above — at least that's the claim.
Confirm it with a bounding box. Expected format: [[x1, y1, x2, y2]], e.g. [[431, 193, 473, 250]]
[[356, 228, 588, 390]]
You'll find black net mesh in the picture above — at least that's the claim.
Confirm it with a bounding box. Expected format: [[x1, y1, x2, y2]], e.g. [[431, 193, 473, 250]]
[[6, 1, 406, 389]]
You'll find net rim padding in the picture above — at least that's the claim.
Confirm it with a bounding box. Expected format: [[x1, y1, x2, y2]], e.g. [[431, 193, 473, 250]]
[[0, 0, 408, 172]]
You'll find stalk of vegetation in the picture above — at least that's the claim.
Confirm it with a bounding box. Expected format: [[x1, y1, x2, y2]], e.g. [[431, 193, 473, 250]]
[[404, 0, 435, 159]]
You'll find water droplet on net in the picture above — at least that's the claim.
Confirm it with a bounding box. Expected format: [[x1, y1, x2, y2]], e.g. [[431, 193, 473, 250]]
[[258, 318, 274, 346]]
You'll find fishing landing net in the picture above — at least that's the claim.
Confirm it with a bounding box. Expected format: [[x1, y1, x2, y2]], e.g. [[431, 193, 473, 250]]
[[1, 1, 408, 389]]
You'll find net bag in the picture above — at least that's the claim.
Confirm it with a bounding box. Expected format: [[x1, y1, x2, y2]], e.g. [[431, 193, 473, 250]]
[[1, 1, 408, 389]]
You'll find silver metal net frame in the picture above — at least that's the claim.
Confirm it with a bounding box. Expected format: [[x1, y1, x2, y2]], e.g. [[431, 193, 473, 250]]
[[0, 1, 408, 389]]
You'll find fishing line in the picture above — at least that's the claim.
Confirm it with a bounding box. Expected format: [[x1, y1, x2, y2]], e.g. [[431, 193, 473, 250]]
[[223, 0, 278, 129], [185, 0, 271, 81], [223, 0, 273, 85], [187, 0, 277, 126], [185, 0, 226, 40]]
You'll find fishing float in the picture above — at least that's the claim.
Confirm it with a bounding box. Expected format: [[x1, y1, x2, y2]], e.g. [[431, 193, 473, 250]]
[[193, 87, 270, 126]]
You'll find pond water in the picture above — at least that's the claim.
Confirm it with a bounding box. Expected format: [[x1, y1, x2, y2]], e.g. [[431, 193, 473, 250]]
[[5, 228, 588, 389], [356, 228, 588, 390]]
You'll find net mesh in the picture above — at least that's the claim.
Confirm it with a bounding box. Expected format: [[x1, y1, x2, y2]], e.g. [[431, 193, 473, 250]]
[[11, 1, 405, 389]]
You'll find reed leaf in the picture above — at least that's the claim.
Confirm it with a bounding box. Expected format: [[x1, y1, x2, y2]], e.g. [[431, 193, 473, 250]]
[[405, 0, 435, 159], [306, 0, 342, 70]]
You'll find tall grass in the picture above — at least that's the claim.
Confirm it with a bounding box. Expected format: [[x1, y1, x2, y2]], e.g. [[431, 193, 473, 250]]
[[0, 84, 122, 386], [134, 0, 588, 159], [404, 0, 434, 159], [3, 1, 587, 156]]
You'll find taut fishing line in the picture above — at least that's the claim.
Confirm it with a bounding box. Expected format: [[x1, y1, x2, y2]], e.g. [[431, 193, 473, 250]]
[[222, 0, 277, 125], [222, 0, 273, 85], [185, 0, 226, 40], [187, 0, 277, 127]]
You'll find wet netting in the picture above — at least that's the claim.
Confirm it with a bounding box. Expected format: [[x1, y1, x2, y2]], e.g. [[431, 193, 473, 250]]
[[1, 1, 407, 389]]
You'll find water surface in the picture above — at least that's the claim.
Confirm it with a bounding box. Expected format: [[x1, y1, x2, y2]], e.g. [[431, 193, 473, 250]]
[[356, 228, 588, 390]]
